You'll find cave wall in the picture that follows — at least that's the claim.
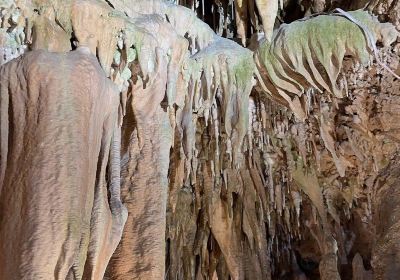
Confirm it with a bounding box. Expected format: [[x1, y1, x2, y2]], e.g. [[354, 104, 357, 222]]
[[0, 0, 400, 279]]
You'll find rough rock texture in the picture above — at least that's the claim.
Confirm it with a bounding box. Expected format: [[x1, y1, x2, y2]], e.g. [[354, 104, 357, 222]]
[[1, 0, 400, 279], [255, 10, 399, 119], [372, 156, 400, 279], [0, 48, 127, 279]]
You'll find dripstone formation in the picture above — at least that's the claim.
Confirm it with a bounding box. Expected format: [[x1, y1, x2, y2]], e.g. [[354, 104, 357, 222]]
[[1, 0, 400, 279]]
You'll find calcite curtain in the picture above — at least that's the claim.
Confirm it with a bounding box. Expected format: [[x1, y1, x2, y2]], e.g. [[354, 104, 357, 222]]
[[0, 0, 400, 279]]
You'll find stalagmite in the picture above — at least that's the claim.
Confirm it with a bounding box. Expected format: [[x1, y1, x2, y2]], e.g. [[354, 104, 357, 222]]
[[352, 253, 372, 280], [318, 236, 341, 280]]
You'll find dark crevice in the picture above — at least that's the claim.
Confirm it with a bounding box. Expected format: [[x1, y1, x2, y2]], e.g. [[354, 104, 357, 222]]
[[104, 0, 115, 9], [70, 32, 78, 50]]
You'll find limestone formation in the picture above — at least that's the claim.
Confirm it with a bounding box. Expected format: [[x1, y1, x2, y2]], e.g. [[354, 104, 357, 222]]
[[0, 48, 127, 279], [1, 0, 400, 279]]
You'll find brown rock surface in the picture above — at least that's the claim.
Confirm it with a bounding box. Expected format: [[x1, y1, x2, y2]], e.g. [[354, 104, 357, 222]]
[[0, 48, 126, 279], [1, 0, 400, 279]]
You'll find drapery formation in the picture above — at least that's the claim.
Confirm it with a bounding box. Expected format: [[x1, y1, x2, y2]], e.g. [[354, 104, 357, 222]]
[[1, 0, 400, 279], [0, 48, 127, 279]]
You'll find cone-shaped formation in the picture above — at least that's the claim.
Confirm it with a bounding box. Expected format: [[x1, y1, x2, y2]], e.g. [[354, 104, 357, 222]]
[[1, 0, 400, 279]]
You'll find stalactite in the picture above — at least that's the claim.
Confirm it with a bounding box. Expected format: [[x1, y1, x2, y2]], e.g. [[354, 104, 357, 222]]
[[1, 1, 400, 279], [255, 10, 399, 120]]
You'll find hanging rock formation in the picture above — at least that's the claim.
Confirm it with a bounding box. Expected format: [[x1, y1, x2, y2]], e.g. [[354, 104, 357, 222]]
[[0, 47, 127, 279], [1, 0, 400, 279]]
